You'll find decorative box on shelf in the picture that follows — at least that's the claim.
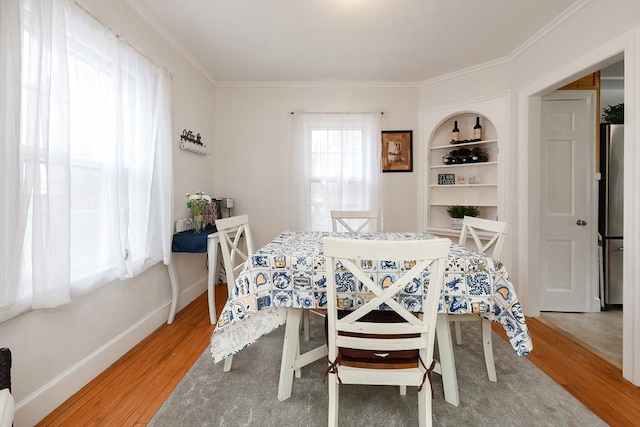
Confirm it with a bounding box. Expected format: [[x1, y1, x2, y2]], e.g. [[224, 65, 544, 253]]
[[438, 173, 456, 185]]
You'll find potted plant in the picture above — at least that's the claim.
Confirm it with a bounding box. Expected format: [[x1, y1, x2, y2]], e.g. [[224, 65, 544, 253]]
[[602, 103, 624, 124], [186, 191, 212, 233], [447, 205, 479, 230]]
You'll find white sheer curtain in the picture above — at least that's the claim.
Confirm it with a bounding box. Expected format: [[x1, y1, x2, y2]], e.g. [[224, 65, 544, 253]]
[[1, 0, 34, 316], [291, 112, 381, 231], [115, 45, 173, 277], [0, 0, 172, 323], [1, 0, 71, 318]]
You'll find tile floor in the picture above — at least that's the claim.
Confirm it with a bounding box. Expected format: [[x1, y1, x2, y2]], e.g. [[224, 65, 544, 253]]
[[538, 306, 623, 368]]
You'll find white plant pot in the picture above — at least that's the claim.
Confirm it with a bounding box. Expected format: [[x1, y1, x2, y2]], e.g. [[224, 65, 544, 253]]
[[450, 218, 463, 230]]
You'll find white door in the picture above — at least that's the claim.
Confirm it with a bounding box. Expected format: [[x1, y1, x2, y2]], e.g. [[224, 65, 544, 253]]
[[540, 91, 597, 312]]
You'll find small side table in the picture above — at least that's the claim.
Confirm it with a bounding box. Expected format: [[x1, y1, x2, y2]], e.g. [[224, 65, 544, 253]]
[[168, 226, 218, 324]]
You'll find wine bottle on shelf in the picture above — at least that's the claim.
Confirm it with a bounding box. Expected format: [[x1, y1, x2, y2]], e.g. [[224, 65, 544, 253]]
[[451, 120, 460, 143], [473, 116, 482, 141]]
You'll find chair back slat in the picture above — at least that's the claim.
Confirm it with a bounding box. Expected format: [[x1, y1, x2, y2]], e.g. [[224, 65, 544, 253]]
[[458, 216, 509, 259], [323, 237, 450, 361], [331, 210, 378, 233], [336, 336, 425, 352]]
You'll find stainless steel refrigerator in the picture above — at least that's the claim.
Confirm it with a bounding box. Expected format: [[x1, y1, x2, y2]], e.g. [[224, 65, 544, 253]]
[[598, 123, 624, 305]]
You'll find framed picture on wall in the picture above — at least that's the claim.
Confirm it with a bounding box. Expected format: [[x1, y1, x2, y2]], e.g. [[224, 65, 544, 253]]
[[382, 130, 413, 172]]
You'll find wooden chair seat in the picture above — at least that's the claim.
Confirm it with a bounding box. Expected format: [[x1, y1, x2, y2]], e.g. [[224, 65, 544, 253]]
[[328, 310, 420, 368], [340, 356, 419, 370]]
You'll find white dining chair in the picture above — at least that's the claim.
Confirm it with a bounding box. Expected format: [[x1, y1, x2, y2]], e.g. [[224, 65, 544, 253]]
[[215, 214, 255, 372], [330, 210, 378, 233], [323, 236, 450, 427], [451, 215, 509, 382]]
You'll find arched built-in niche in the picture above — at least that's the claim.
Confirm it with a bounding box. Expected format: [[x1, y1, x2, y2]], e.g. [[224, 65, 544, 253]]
[[420, 91, 510, 249], [426, 112, 498, 232]]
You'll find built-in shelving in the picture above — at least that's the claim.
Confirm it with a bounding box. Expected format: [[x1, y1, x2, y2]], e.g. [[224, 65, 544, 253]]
[[426, 113, 499, 233], [430, 139, 497, 150], [430, 161, 497, 169]]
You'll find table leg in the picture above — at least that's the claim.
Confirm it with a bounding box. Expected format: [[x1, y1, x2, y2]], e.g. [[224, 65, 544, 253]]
[[207, 234, 220, 324], [278, 308, 302, 401], [167, 253, 179, 324], [482, 318, 497, 382], [436, 313, 460, 407], [277, 308, 329, 401]]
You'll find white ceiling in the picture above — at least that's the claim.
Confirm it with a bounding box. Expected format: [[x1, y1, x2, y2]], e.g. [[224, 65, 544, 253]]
[[130, 0, 578, 85]]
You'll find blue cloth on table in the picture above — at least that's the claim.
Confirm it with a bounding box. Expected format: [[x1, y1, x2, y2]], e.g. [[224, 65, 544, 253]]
[[171, 226, 217, 253]]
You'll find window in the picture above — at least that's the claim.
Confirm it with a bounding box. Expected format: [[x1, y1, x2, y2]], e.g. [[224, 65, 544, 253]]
[[291, 113, 381, 231], [0, 0, 172, 322]]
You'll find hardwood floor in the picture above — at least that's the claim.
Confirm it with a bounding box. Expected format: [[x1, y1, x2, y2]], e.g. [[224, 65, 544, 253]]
[[36, 285, 223, 427], [38, 285, 640, 426], [538, 308, 623, 369], [506, 318, 640, 427]]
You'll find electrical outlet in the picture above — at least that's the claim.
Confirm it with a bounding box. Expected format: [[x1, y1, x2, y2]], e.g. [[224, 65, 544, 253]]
[[175, 218, 194, 232]]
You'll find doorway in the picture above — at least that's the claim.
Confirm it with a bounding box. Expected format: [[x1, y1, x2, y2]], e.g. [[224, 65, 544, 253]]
[[539, 60, 624, 368], [539, 90, 597, 313], [517, 26, 639, 385]]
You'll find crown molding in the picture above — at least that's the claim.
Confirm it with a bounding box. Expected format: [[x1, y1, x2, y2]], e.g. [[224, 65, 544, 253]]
[[507, 0, 592, 61], [417, 0, 591, 88], [417, 56, 511, 87], [215, 80, 420, 88], [125, 0, 217, 86]]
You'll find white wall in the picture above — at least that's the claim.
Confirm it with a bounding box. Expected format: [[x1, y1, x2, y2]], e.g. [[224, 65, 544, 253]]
[[0, 1, 217, 425], [213, 85, 419, 248], [419, 64, 511, 111]]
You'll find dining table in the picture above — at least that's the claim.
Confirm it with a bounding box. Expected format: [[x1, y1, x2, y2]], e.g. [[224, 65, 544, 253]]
[[210, 230, 533, 406]]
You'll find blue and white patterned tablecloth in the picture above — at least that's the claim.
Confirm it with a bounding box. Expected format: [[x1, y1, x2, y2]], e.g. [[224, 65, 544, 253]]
[[211, 231, 532, 363]]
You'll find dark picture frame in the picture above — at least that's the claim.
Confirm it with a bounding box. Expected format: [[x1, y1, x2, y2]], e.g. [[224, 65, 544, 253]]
[[381, 130, 413, 172]]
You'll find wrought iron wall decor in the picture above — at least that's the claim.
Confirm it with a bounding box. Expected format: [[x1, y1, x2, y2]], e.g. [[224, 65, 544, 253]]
[[180, 128, 209, 155]]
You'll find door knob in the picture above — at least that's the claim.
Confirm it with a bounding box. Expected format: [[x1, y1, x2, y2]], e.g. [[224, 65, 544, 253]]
[[576, 219, 587, 226]]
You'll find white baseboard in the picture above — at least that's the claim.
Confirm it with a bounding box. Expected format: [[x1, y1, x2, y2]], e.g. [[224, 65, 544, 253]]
[[592, 297, 602, 312], [175, 277, 208, 314], [14, 278, 208, 427]]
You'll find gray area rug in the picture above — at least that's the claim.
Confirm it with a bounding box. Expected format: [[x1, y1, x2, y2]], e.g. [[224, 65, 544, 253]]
[[150, 317, 605, 426]]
